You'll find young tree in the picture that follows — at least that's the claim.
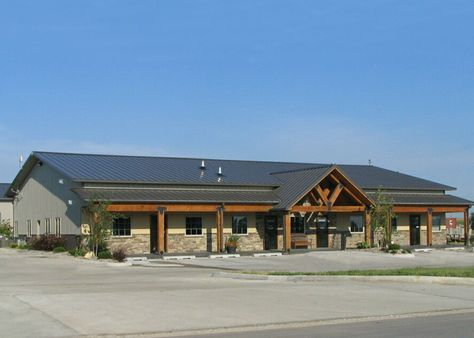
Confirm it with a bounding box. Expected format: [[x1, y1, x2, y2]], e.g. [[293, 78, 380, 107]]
[[0, 219, 12, 240], [85, 197, 121, 256], [469, 212, 474, 246], [370, 189, 395, 248]]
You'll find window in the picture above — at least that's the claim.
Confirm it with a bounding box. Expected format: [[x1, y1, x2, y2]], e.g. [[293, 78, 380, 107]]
[[45, 218, 51, 235], [391, 216, 397, 232], [232, 216, 248, 234], [432, 215, 442, 232], [27, 220, 32, 237], [350, 215, 364, 233], [55, 217, 61, 237], [185, 217, 202, 235], [291, 216, 305, 234], [37, 220, 41, 235], [112, 217, 131, 236]]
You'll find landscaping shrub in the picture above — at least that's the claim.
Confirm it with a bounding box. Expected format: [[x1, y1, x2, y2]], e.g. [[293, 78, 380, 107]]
[[28, 235, 66, 251], [387, 243, 401, 251], [97, 250, 112, 259], [9, 243, 18, 248], [52, 246, 67, 253], [17, 244, 30, 250], [357, 242, 370, 249], [112, 248, 127, 262], [69, 248, 87, 257]]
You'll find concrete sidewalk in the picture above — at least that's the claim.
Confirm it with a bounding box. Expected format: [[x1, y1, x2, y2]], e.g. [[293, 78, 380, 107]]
[[1, 248, 474, 337], [174, 249, 474, 272]]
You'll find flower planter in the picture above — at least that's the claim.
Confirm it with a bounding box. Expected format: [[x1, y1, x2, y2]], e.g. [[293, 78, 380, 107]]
[[226, 246, 237, 254]]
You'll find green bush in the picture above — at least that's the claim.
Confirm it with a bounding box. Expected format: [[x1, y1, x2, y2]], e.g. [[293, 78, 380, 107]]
[[52, 246, 67, 253], [97, 250, 112, 259], [387, 243, 401, 251], [357, 242, 370, 249], [9, 243, 18, 248], [17, 244, 30, 250], [69, 248, 87, 257]]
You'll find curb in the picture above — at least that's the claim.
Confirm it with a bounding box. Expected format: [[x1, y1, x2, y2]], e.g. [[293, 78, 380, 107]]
[[210, 272, 474, 286]]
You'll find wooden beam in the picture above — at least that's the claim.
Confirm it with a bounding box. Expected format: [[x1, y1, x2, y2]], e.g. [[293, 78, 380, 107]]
[[224, 205, 273, 212], [315, 185, 329, 205], [284, 213, 291, 251], [291, 205, 366, 213], [107, 204, 272, 213], [329, 174, 340, 184], [157, 207, 166, 254], [427, 208, 433, 247], [365, 210, 372, 245], [393, 206, 468, 213], [342, 186, 364, 206], [309, 190, 320, 205], [464, 208, 470, 246], [329, 184, 344, 205]]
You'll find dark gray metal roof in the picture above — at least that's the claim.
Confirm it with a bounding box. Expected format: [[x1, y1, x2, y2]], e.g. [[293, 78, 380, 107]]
[[271, 166, 333, 209], [366, 192, 473, 206], [340, 165, 456, 191], [73, 188, 280, 204], [33, 152, 316, 186], [26, 151, 455, 191], [0, 183, 12, 200]]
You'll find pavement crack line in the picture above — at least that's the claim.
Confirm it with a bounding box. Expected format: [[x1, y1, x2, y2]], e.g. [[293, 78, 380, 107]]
[[80, 307, 474, 338], [13, 294, 82, 336]]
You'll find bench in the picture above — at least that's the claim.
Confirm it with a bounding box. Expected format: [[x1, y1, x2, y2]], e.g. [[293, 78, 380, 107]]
[[291, 235, 309, 249]]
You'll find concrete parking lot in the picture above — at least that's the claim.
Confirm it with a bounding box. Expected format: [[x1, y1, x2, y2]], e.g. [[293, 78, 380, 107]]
[[176, 248, 474, 272], [1, 248, 474, 337]]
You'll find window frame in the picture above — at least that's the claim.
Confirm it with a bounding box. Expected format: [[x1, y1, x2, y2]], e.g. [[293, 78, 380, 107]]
[[391, 216, 398, 232], [55, 217, 61, 237], [112, 217, 132, 237], [185, 217, 203, 236], [232, 216, 248, 235], [432, 214, 442, 232], [27, 220, 32, 237], [291, 216, 306, 234], [350, 215, 364, 233], [45, 218, 51, 235]]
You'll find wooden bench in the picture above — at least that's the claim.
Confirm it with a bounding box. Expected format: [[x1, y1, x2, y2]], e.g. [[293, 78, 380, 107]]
[[291, 235, 309, 249]]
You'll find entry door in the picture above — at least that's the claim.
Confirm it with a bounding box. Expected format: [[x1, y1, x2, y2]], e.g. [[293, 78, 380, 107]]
[[410, 215, 421, 245], [264, 216, 278, 250], [150, 215, 157, 254], [317, 218, 329, 248]]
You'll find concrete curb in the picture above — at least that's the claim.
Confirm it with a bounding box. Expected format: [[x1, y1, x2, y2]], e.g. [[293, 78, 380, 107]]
[[211, 271, 474, 286]]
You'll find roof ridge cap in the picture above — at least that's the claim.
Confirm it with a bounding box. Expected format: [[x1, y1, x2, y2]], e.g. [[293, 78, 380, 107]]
[[270, 165, 333, 175]]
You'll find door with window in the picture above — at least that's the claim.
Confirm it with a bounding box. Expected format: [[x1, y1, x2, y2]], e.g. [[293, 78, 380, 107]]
[[316, 217, 329, 248], [410, 215, 421, 245], [150, 215, 157, 253], [264, 216, 278, 250]]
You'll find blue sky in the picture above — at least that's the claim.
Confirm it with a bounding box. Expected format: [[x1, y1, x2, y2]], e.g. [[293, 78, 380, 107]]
[[0, 0, 473, 204]]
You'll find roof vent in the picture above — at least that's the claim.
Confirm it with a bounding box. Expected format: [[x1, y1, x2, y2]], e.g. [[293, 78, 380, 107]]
[[200, 160, 206, 170], [217, 166, 223, 176]]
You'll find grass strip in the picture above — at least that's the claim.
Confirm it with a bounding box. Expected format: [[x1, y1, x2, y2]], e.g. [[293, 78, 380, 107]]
[[244, 267, 474, 278]]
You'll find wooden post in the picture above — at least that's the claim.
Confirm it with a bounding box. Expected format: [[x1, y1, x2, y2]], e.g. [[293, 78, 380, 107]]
[[464, 208, 470, 246], [216, 206, 225, 252], [427, 208, 433, 247], [216, 209, 221, 253], [284, 213, 291, 251], [365, 209, 371, 245], [157, 207, 166, 254]]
